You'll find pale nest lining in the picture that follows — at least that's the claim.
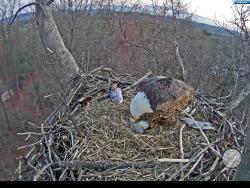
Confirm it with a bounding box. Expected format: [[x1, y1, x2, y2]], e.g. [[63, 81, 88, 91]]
[[13, 67, 246, 181]]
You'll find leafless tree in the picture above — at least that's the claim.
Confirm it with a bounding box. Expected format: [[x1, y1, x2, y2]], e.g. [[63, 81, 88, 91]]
[[0, 0, 21, 127], [53, 0, 93, 53], [220, 4, 250, 110], [11, 0, 80, 92]]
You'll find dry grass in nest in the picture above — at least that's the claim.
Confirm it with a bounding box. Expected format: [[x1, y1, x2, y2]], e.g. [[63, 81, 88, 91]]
[[13, 67, 246, 181]]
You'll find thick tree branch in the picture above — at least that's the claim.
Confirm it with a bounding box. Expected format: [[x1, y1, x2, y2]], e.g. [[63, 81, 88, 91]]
[[34, 0, 80, 89]]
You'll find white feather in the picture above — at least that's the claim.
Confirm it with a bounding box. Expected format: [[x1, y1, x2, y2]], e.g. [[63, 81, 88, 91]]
[[130, 91, 153, 118]]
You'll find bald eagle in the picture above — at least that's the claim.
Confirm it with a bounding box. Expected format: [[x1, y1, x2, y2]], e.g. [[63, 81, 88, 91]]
[[130, 77, 195, 127]]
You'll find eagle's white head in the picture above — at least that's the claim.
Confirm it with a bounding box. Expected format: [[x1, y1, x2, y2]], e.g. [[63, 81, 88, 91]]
[[130, 91, 153, 119]]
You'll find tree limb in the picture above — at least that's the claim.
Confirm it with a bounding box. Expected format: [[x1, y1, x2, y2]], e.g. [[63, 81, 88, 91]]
[[9, 2, 38, 25], [228, 82, 250, 110], [174, 41, 187, 81], [57, 160, 158, 172]]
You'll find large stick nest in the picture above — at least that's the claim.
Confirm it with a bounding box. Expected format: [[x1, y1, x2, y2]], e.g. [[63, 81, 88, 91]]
[[13, 67, 247, 181]]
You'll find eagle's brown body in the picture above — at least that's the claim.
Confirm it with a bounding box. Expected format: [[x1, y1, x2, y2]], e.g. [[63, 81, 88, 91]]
[[135, 77, 195, 126]]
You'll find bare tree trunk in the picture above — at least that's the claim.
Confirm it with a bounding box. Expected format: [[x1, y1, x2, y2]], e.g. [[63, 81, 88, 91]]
[[233, 106, 250, 181], [228, 82, 250, 110], [0, 98, 11, 128], [35, 0, 80, 89], [174, 41, 187, 81]]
